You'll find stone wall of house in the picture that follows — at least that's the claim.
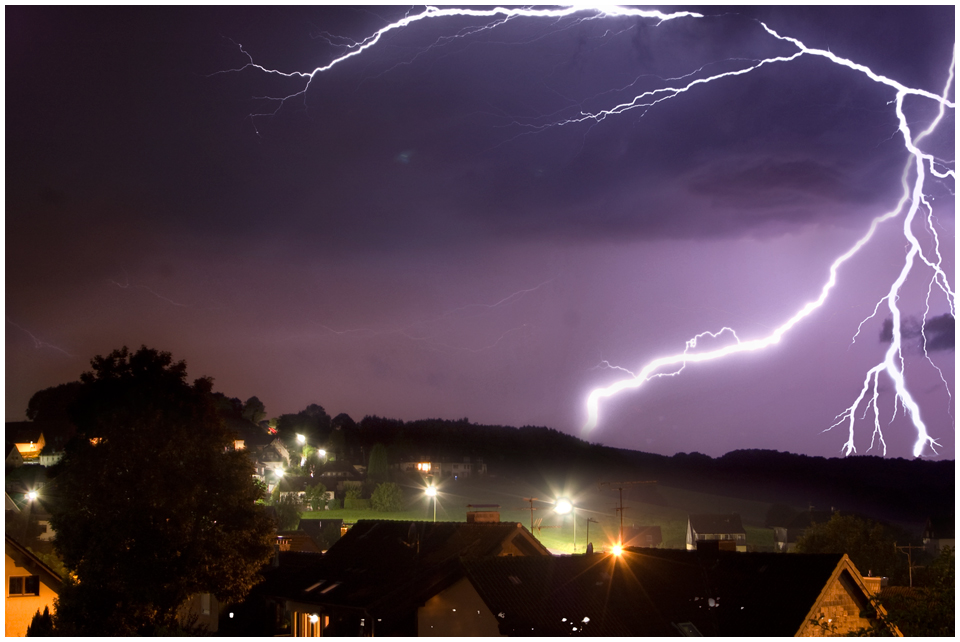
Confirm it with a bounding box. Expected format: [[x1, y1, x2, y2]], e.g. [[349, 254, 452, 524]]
[[797, 571, 882, 637]]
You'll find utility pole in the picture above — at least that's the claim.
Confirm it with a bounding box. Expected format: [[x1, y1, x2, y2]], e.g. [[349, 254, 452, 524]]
[[598, 480, 656, 545], [518, 498, 539, 534], [895, 543, 925, 588]]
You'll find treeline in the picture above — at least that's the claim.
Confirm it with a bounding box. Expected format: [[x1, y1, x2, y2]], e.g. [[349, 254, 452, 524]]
[[24, 379, 953, 525]]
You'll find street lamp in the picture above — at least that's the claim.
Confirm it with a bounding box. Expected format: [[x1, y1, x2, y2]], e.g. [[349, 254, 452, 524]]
[[425, 485, 437, 522], [555, 498, 576, 552], [25, 490, 38, 502], [296, 433, 306, 445]]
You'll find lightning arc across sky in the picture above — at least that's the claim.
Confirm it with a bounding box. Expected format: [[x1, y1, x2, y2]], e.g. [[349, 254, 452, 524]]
[[222, 5, 955, 458]]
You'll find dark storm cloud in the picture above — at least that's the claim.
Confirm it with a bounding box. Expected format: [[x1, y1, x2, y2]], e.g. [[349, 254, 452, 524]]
[[6, 6, 954, 460], [880, 314, 955, 352]]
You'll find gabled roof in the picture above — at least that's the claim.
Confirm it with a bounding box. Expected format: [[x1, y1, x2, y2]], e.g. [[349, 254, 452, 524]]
[[5, 534, 64, 588], [316, 460, 363, 479], [689, 513, 745, 535], [261, 520, 548, 615], [466, 549, 875, 637]]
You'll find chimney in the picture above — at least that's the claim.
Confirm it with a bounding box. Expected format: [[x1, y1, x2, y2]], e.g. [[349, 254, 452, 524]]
[[861, 573, 884, 597]]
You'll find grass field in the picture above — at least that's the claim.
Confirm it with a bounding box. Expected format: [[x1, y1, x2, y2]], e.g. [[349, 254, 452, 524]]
[[302, 473, 783, 554]]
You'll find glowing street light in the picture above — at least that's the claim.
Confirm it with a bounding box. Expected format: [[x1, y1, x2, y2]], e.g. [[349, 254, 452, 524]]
[[612, 543, 623, 557], [318, 449, 326, 459], [425, 485, 438, 522], [554, 498, 576, 552], [296, 433, 306, 445], [25, 490, 38, 502]]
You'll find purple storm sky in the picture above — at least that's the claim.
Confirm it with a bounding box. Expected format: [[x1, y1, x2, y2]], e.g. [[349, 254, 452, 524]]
[[6, 6, 955, 460]]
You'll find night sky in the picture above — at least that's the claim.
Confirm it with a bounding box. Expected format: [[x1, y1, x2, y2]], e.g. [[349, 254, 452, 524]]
[[6, 6, 955, 460]]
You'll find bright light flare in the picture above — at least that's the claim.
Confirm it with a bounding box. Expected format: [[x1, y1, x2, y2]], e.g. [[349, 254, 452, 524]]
[[554, 498, 572, 514], [296, 433, 306, 445], [425, 486, 438, 497], [611, 543, 623, 556], [25, 491, 38, 501]]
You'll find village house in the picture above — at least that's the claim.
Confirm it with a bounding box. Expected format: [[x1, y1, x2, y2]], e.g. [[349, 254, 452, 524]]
[[460, 547, 899, 636], [253, 518, 549, 636], [397, 457, 488, 479], [315, 460, 364, 493], [5, 534, 62, 637], [686, 513, 747, 551]]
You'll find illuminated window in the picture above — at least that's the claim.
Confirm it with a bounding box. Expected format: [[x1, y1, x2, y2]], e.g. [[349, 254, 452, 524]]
[[416, 462, 431, 472], [9, 575, 40, 596]]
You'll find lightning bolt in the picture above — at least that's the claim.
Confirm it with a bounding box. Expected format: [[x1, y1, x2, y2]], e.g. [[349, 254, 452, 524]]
[[7, 320, 76, 357], [584, 27, 955, 458], [221, 6, 955, 457]]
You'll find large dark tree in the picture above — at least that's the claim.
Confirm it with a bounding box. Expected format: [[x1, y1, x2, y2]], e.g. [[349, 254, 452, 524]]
[[47, 346, 275, 635], [794, 513, 909, 583], [25, 381, 83, 421]]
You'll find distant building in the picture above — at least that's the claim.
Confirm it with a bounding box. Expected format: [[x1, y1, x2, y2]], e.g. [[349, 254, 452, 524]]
[[687, 514, 747, 552], [397, 457, 487, 478]]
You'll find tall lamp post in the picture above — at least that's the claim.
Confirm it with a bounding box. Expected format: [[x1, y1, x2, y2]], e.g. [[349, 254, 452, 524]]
[[425, 485, 437, 522], [555, 498, 575, 552]]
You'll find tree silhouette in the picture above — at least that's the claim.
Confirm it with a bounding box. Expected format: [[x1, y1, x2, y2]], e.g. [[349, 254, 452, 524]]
[[48, 346, 275, 635]]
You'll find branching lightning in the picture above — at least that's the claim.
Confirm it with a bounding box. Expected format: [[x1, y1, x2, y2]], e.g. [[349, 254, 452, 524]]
[[584, 26, 955, 457], [222, 6, 955, 457]]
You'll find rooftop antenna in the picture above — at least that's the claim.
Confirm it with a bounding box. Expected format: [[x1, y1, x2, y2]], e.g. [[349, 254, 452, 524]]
[[598, 480, 656, 545]]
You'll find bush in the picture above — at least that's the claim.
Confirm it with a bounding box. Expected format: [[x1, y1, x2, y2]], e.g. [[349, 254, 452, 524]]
[[344, 481, 363, 499], [304, 482, 328, 511], [276, 495, 303, 530], [326, 498, 343, 510], [371, 482, 404, 512], [344, 498, 371, 510]]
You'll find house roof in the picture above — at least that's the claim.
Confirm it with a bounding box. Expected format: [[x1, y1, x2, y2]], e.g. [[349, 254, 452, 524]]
[[5, 534, 64, 588], [260, 519, 548, 616], [466, 548, 866, 637], [317, 460, 363, 479], [689, 513, 746, 535]]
